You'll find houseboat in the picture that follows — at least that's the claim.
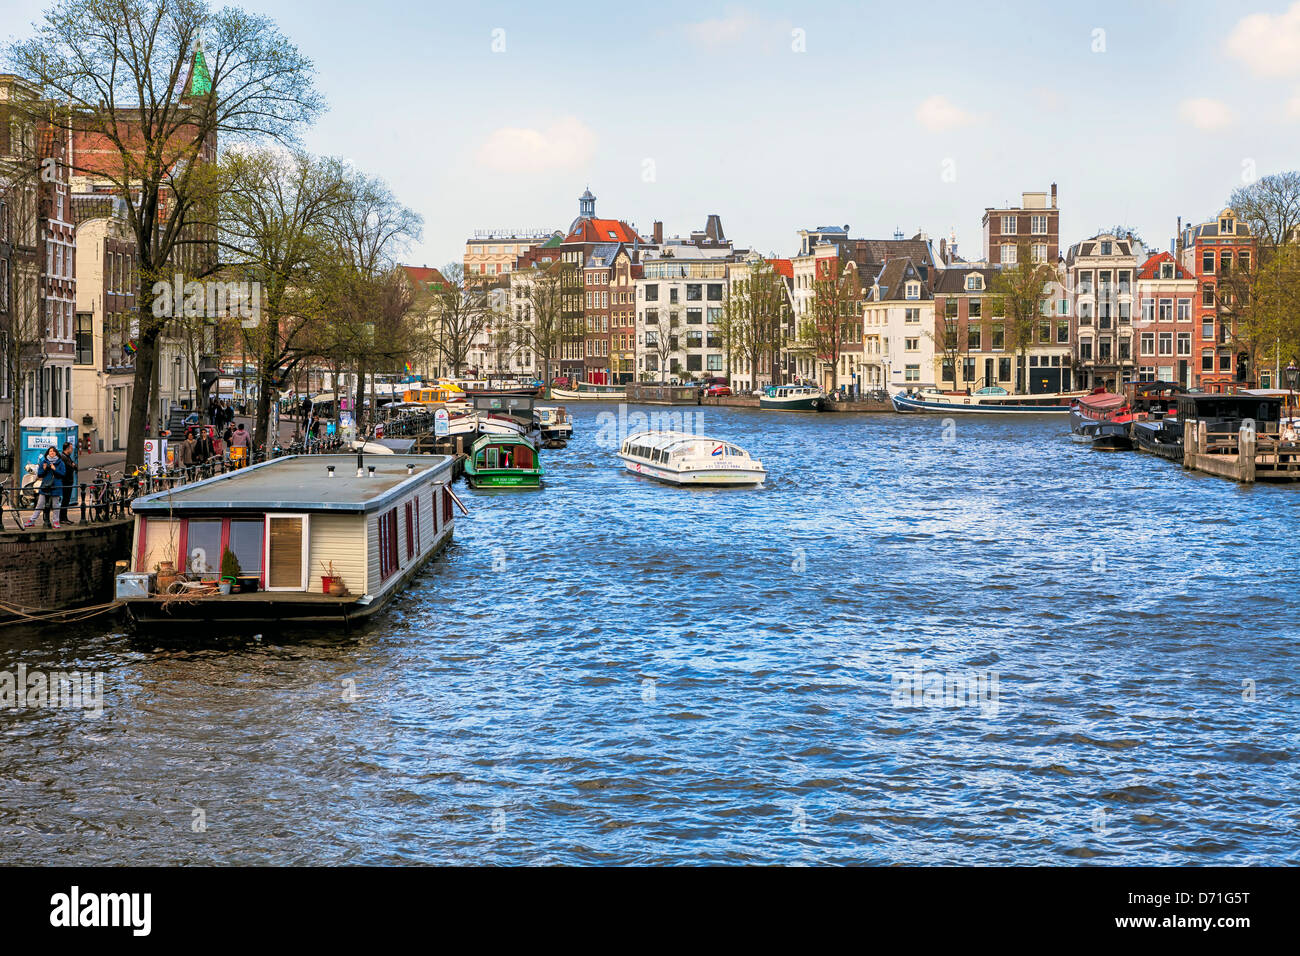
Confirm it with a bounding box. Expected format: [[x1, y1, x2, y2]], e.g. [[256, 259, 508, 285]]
[[1069, 389, 1135, 450], [550, 382, 626, 401], [891, 385, 1087, 414], [463, 433, 544, 488], [534, 405, 573, 442], [625, 382, 700, 405], [116, 453, 460, 629], [617, 430, 766, 486], [759, 385, 823, 411]]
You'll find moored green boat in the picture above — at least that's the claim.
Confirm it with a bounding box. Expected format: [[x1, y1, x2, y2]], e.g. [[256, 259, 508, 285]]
[[463, 433, 544, 489]]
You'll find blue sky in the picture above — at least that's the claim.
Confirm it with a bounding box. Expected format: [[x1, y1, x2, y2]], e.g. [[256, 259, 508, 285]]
[[8, 0, 1300, 266]]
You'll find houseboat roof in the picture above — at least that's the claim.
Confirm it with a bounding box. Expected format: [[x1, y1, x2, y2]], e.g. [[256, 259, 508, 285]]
[[131, 454, 455, 515], [469, 433, 536, 451]]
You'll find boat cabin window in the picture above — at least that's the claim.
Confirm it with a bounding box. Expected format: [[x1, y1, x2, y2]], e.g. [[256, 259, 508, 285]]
[[186, 518, 222, 573]]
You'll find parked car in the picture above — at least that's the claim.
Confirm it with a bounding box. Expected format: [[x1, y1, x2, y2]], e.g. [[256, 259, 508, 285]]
[[705, 384, 732, 396]]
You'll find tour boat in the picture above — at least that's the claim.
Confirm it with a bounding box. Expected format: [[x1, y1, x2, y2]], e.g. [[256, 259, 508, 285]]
[[617, 430, 766, 486], [890, 385, 1086, 414], [463, 433, 544, 489], [117, 453, 459, 630], [534, 405, 573, 441], [550, 382, 627, 401], [1069, 389, 1135, 450], [759, 385, 823, 411]]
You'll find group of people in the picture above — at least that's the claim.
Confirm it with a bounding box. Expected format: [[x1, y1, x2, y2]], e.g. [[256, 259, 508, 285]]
[[23, 442, 78, 530]]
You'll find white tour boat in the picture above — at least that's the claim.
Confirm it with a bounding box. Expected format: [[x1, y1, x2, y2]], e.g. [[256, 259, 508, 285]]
[[617, 430, 766, 486]]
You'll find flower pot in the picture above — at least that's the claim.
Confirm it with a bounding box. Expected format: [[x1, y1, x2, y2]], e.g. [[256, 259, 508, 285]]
[[321, 575, 334, 593], [328, 579, 346, 597], [238, 575, 259, 594], [218, 580, 232, 595]]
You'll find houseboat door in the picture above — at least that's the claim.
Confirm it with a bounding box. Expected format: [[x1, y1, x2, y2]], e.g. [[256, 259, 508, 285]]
[[264, 514, 310, 591]]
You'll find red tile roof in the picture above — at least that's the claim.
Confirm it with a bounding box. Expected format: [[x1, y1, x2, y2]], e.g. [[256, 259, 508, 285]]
[[1136, 251, 1192, 280], [564, 218, 642, 244], [402, 265, 447, 286], [766, 258, 793, 279]]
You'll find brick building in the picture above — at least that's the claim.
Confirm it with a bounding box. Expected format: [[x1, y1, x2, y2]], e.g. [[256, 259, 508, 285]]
[[1133, 251, 1196, 388], [982, 184, 1059, 266], [1180, 208, 1257, 391]]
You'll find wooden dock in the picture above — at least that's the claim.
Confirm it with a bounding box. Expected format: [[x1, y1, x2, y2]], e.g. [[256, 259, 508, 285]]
[[1183, 421, 1300, 482]]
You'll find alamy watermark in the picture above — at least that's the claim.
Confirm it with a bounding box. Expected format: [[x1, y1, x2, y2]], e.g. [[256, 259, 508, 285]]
[[1, 665, 104, 717], [594, 403, 706, 449], [151, 273, 261, 327], [891, 662, 1000, 717]]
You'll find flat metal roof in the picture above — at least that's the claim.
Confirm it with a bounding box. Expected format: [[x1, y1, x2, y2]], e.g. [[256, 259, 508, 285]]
[[132, 454, 455, 515]]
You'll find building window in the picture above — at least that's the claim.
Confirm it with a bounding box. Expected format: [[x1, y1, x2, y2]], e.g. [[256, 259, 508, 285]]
[[904, 308, 920, 323], [1141, 298, 1155, 323], [1032, 244, 1047, 263], [1158, 332, 1173, 356], [1030, 215, 1048, 235], [1079, 338, 1093, 361], [965, 274, 982, 291], [378, 509, 399, 580], [1177, 332, 1191, 355], [1177, 299, 1191, 321], [904, 364, 920, 381], [1202, 250, 1214, 273], [1000, 245, 1017, 265], [1202, 350, 1214, 371], [968, 328, 981, 350], [1001, 215, 1017, 234], [1100, 241, 1112, 256], [1158, 299, 1173, 321], [1141, 333, 1155, 356], [905, 337, 919, 351], [905, 282, 919, 300], [75, 312, 93, 364]]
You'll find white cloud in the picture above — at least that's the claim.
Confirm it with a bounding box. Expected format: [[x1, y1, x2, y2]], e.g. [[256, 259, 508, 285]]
[[1226, 3, 1300, 76], [1178, 97, 1234, 130], [475, 117, 596, 173], [915, 94, 976, 132], [683, 7, 790, 50]]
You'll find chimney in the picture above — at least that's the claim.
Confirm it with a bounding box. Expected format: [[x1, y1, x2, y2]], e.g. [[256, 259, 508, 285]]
[[1050, 183, 1057, 208], [653, 220, 663, 244]]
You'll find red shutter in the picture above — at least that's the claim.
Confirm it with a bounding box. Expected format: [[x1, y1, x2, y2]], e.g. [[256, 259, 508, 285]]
[[405, 502, 414, 560]]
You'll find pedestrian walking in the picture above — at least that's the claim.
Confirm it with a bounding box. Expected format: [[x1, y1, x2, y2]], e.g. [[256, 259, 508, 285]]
[[228, 422, 251, 468], [25, 446, 67, 529]]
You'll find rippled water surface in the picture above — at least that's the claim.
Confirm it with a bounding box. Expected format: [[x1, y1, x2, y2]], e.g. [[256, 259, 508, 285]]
[[2, 403, 1298, 865]]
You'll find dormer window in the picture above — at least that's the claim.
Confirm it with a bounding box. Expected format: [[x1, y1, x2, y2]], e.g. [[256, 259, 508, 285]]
[[1100, 241, 1112, 256], [1219, 217, 1233, 234], [965, 274, 983, 291], [1161, 263, 1174, 279], [905, 282, 920, 300]]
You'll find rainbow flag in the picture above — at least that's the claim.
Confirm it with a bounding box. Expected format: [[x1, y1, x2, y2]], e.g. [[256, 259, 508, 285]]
[[404, 361, 414, 376], [124, 339, 137, 356]]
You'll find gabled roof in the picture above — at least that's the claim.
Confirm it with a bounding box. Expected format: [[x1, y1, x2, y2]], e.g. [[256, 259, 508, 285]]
[[584, 243, 621, 269], [932, 266, 998, 294], [1065, 235, 1134, 266], [869, 258, 932, 302], [850, 238, 935, 268], [401, 265, 447, 287], [1136, 251, 1193, 280], [564, 217, 642, 244]]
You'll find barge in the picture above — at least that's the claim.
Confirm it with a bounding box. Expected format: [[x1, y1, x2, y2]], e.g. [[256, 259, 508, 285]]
[[118, 453, 459, 629]]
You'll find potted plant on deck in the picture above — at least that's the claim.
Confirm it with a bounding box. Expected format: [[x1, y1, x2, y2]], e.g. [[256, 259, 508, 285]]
[[220, 548, 241, 594]]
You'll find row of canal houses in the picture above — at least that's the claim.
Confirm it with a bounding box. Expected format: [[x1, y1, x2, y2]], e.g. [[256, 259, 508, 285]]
[[448, 186, 1273, 395]]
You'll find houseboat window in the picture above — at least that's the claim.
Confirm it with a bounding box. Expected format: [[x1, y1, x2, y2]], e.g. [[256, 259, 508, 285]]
[[405, 502, 415, 561], [266, 516, 306, 590], [186, 518, 222, 573], [379, 509, 399, 580], [229, 519, 264, 575]]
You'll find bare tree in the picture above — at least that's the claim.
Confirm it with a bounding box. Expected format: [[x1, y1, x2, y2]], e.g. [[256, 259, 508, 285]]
[[420, 263, 497, 378], [1229, 171, 1300, 249], [513, 261, 570, 388], [216, 146, 350, 443], [7, 0, 324, 467], [796, 251, 861, 390], [989, 243, 1054, 392]]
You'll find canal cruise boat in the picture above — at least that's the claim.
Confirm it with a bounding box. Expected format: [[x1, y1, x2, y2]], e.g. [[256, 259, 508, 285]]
[[463, 433, 544, 488], [117, 453, 460, 629], [759, 385, 824, 411], [891, 385, 1087, 414], [534, 405, 573, 442], [1069, 388, 1135, 450], [550, 381, 627, 401], [618, 430, 766, 486]]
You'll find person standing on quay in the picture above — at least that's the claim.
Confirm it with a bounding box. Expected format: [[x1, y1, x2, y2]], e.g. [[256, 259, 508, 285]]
[[57, 441, 77, 524], [228, 422, 251, 467], [25, 446, 66, 529]]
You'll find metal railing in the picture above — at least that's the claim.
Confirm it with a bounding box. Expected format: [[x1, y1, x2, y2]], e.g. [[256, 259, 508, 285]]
[[0, 436, 345, 531]]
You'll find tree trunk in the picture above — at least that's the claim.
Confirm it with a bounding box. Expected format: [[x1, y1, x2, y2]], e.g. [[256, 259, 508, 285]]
[[125, 316, 163, 469]]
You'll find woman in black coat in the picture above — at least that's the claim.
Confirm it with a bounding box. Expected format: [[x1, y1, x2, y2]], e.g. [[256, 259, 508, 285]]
[[25, 447, 67, 529]]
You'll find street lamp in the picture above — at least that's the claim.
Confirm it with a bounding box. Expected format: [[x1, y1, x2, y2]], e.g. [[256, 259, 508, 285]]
[[1284, 362, 1298, 421]]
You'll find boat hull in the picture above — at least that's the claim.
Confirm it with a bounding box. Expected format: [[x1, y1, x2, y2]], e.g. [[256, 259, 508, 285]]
[[1132, 420, 1184, 460], [759, 396, 822, 412], [1069, 408, 1134, 450], [550, 386, 626, 401], [892, 392, 1077, 414], [619, 457, 764, 486], [464, 470, 543, 488]]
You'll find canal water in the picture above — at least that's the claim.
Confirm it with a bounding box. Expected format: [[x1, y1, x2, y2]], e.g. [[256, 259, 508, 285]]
[[2, 403, 1297, 865]]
